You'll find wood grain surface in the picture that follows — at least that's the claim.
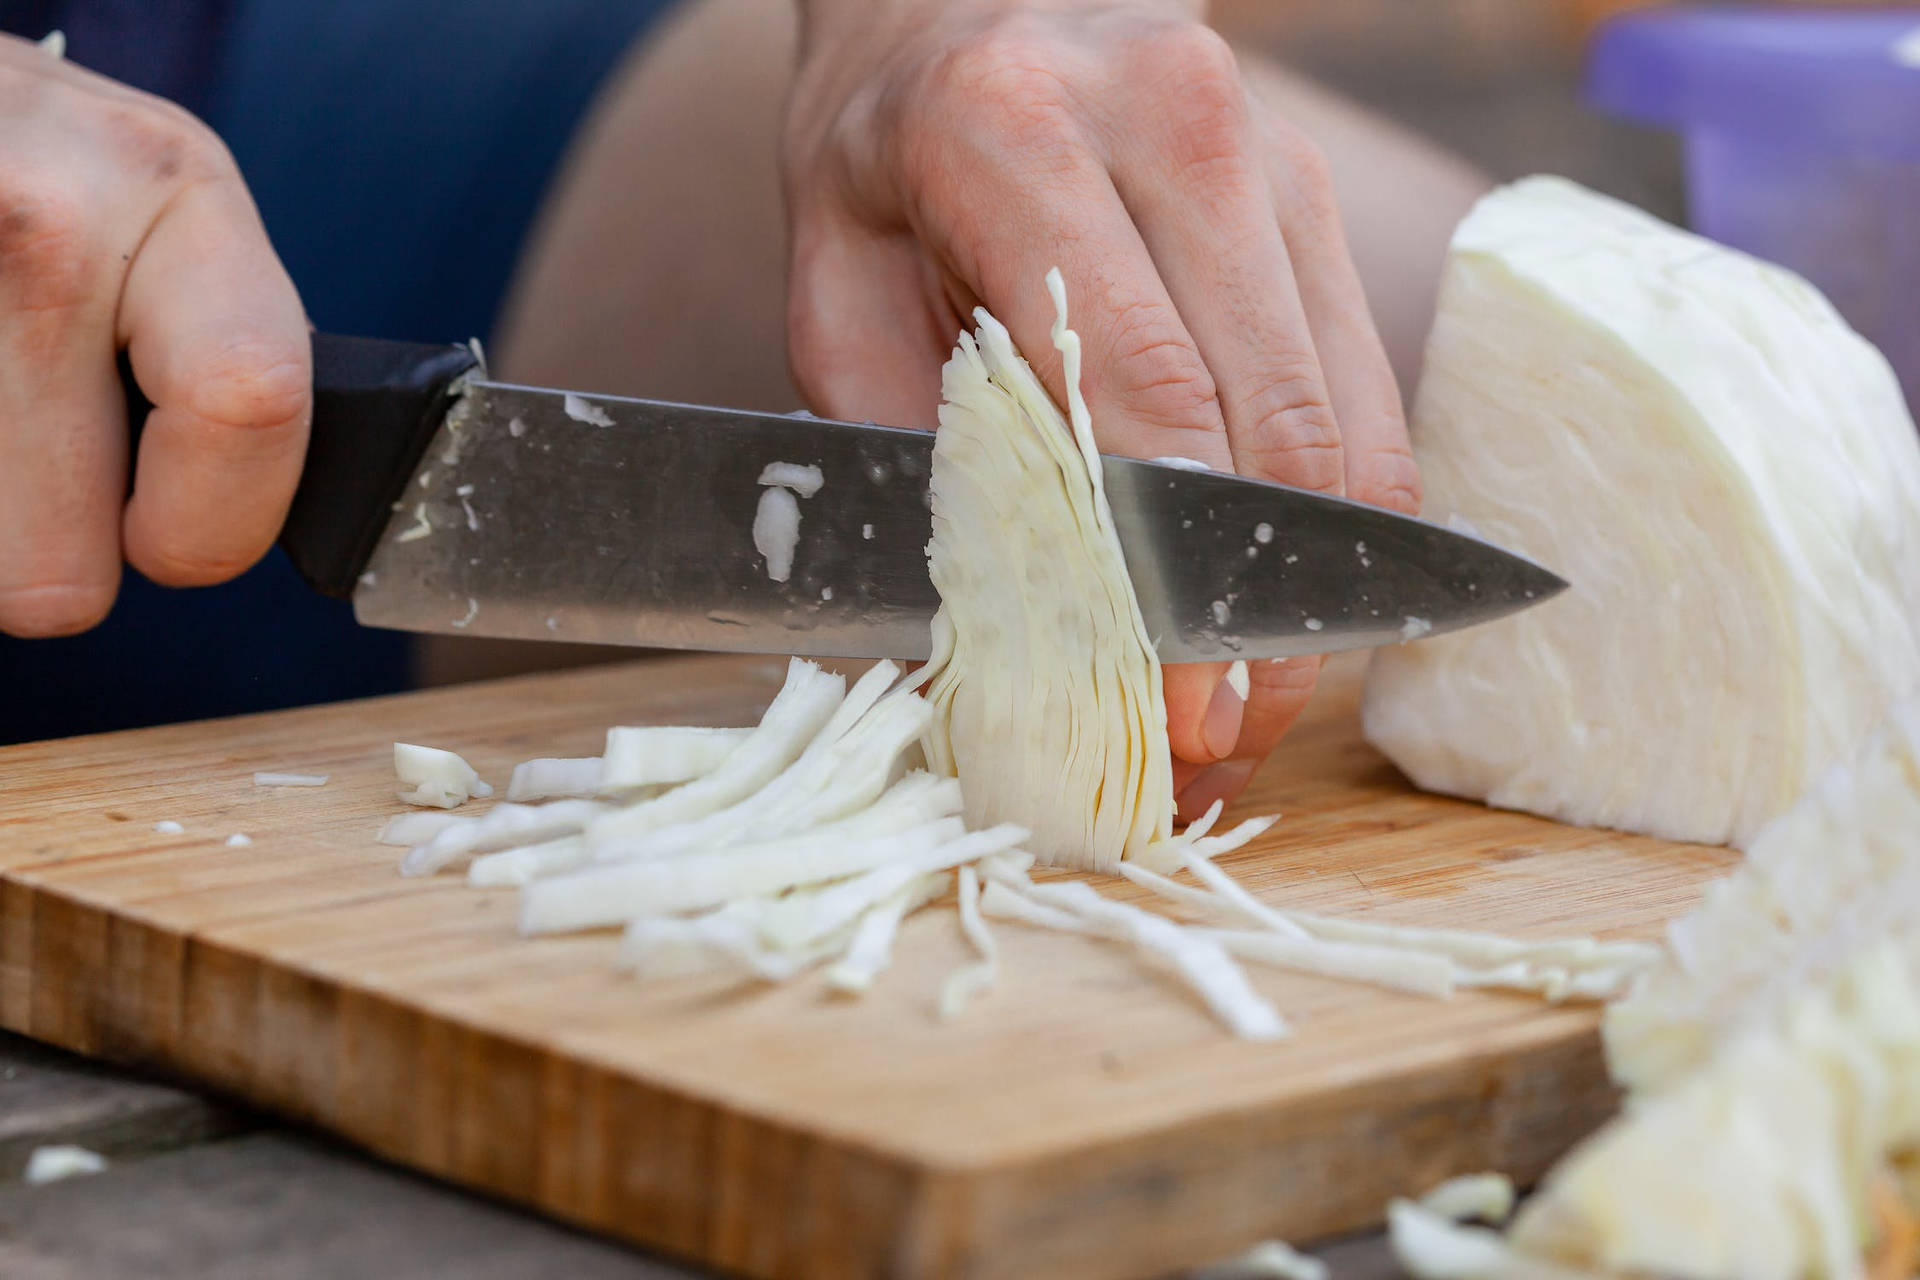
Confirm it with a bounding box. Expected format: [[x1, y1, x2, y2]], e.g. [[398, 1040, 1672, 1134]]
[[0, 654, 1734, 1279]]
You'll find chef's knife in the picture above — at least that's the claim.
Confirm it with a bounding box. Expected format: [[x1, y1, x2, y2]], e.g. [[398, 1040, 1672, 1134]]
[[123, 334, 1565, 662]]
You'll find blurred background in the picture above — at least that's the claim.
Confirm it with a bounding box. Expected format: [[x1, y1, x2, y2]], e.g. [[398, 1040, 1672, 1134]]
[[2, 0, 1915, 742], [1224, 0, 1682, 222]]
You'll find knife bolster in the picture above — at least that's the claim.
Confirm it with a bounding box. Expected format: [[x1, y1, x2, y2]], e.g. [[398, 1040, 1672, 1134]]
[[278, 334, 481, 597]]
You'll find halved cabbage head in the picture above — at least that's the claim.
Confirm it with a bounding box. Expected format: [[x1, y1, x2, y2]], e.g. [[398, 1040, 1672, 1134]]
[[1363, 176, 1920, 848], [917, 269, 1173, 871]]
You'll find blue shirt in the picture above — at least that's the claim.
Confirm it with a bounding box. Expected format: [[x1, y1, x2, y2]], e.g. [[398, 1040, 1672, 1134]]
[[0, 0, 673, 742]]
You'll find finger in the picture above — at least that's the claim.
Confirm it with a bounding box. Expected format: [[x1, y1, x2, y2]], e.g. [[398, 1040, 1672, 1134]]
[[1158, 661, 1239, 765], [0, 188, 126, 636], [1261, 126, 1418, 516], [1230, 653, 1321, 763], [910, 92, 1234, 466], [1177, 757, 1255, 824], [1106, 27, 1347, 499], [1111, 98, 1333, 771], [1175, 654, 1319, 819], [787, 211, 953, 429], [1100, 36, 1346, 771], [118, 174, 311, 587]]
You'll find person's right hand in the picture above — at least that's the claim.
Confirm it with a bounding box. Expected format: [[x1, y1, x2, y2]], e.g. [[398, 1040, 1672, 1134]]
[[0, 33, 310, 639]]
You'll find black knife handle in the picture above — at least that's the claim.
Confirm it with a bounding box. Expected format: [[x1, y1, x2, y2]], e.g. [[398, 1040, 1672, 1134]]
[[120, 332, 480, 598]]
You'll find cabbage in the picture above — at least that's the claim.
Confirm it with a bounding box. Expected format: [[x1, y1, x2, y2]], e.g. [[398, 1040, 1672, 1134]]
[[393, 742, 492, 809], [1363, 176, 1920, 847], [1393, 701, 1920, 1280], [917, 268, 1172, 870]]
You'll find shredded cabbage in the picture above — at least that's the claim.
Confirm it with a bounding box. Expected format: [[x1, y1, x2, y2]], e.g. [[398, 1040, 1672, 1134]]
[[916, 269, 1173, 871], [393, 742, 492, 809], [598, 726, 749, 792], [505, 757, 604, 802]]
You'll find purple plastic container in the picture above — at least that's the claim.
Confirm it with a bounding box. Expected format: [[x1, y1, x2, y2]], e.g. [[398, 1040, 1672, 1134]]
[[1587, 6, 1920, 409]]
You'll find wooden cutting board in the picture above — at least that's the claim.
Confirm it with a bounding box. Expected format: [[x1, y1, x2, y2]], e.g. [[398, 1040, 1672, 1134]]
[[0, 654, 1733, 1279]]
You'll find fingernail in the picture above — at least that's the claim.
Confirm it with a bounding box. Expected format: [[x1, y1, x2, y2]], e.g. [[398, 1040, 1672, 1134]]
[[1201, 674, 1245, 761], [1177, 758, 1257, 822]]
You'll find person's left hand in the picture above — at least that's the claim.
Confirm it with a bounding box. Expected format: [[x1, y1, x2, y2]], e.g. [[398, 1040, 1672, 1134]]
[[781, 0, 1419, 817]]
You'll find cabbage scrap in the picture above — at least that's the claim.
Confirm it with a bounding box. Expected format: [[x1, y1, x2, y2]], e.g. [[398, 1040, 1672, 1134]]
[[589, 665, 926, 864], [937, 864, 998, 1020], [400, 799, 609, 877], [825, 873, 953, 994], [979, 870, 1287, 1041], [521, 816, 967, 932], [587, 659, 845, 843], [393, 742, 492, 809], [467, 835, 590, 887], [599, 727, 749, 792], [1189, 1239, 1328, 1280], [1420, 1174, 1517, 1226], [505, 757, 604, 802]]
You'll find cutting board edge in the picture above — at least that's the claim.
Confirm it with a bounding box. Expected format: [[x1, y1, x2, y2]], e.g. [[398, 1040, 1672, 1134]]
[[1, 870, 1621, 1280], [927, 1014, 1618, 1279], [0, 881, 943, 1277]]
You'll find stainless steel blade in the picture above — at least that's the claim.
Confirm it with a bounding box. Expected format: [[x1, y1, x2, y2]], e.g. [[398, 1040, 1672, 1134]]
[[353, 382, 1565, 661]]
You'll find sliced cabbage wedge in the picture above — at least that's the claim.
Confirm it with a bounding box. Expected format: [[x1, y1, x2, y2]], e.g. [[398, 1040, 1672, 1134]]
[[918, 268, 1172, 870], [1398, 698, 1920, 1280], [1363, 176, 1920, 848]]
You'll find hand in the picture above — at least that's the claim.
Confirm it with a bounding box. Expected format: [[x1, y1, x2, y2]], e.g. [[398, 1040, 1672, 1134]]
[[782, 0, 1419, 816], [0, 34, 310, 638]]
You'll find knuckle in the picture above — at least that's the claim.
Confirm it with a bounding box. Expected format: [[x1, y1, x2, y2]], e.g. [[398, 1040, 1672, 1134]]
[[1151, 22, 1242, 85], [102, 95, 233, 186], [177, 333, 311, 432], [922, 22, 1077, 150], [0, 580, 116, 638], [1275, 130, 1338, 216], [1351, 444, 1423, 516], [1102, 300, 1221, 431], [1133, 26, 1250, 164], [1233, 360, 1344, 491], [930, 16, 1055, 97], [1138, 23, 1245, 122], [0, 180, 96, 312], [1248, 655, 1322, 705]]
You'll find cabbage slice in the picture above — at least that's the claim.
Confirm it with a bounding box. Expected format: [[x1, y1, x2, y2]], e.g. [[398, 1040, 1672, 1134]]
[[598, 727, 748, 792], [917, 269, 1172, 871], [505, 757, 604, 802], [394, 742, 492, 809], [586, 658, 844, 842], [825, 873, 953, 995]]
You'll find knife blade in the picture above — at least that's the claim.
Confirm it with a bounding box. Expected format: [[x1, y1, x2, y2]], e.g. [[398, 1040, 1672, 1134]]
[[131, 334, 1566, 663]]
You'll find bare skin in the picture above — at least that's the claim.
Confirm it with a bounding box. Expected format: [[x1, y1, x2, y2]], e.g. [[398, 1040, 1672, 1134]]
[[493, 0, 1487, 816], [0, 34, 310, 640]]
